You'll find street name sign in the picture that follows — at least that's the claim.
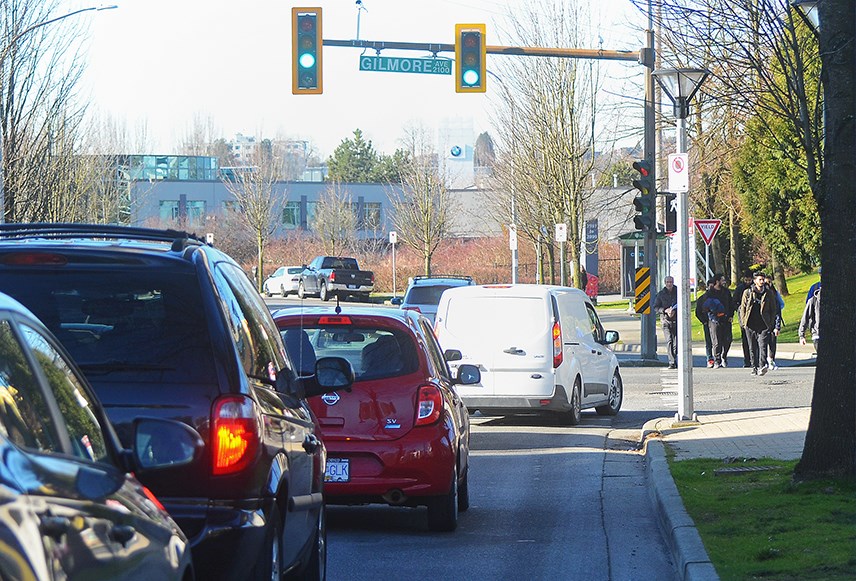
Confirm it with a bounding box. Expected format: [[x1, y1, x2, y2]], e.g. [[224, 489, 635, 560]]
[[694, 219, 722, 246], [359, 56, 452, 75]]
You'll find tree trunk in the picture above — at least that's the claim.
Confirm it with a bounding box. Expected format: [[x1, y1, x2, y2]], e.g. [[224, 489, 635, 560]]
[[256, 233, 264, 292], [770, 254, 789, 297], [795, 0, 856, 480], [729, 207, 740, 287]]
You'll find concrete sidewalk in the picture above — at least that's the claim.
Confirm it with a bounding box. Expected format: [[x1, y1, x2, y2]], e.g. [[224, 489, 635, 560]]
[[594, 305, 813, 581]]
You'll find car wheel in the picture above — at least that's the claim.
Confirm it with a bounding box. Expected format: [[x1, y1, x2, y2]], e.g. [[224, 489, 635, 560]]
[[559, 379, 582, 426], [427, 467, 458, 532], [291, 505, 326, 581], [596, 371, 624, 416], [297, 281, 306, 299], [319, 282, 329, 302], [457, 466, 470, 513], [251, 504, 282, 581]]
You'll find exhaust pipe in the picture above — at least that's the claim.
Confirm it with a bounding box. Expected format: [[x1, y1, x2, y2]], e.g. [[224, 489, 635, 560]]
[[382, 489, 407, 505]]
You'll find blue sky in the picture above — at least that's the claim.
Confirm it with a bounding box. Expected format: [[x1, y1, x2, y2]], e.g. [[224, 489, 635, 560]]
[[76, 0, 644, 157]]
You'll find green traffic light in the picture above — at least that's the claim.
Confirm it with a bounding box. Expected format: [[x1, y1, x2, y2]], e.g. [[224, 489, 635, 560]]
[[463, 70, 479, 86], [299, 53, 315, 69]]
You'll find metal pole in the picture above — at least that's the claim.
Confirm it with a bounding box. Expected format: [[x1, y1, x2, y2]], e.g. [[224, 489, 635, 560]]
[[392, 241, 396, 297], [641, 8, 658, 360], [511, 102, 518, 284], [676, 112, 695, 421]]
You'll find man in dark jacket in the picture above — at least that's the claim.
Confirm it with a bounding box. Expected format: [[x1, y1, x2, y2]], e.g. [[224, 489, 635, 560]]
[[695, 278, 715, 368], [653, 276, 679, 369], [732, 270, 753, 367], [702, 274, 733, 368], [738, 272, 781, 376]]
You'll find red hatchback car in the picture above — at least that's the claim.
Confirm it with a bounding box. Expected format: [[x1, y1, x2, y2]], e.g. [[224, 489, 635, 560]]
[[272, 306, 480, 531]]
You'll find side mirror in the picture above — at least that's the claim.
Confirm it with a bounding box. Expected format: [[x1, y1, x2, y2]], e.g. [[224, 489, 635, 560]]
[[602, 330, 620, 345], [302, 356, 355, 398], [132, 418, 204, 471], [390, 297, 402, 306], [444, 349, 462, 362], [454, 363, 481, 385]]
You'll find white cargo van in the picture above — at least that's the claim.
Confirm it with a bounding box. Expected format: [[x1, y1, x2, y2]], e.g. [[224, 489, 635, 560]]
[[434, 284, 623, 425]]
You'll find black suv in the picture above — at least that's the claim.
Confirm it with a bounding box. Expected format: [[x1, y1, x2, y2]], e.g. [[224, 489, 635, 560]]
[[0, 224, 349, 580]]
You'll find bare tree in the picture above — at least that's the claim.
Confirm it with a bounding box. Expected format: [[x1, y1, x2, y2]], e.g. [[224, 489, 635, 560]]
[[312, 182, 358, 256], [220, 149, 284, 291], [487, 0, 608, 287], [1, 0, 92, 223], [389, 124, 456, 276]]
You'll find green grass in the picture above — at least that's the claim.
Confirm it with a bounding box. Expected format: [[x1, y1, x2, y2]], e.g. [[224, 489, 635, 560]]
[[669, 457, 856, 580], [690, 273, 820, 343]]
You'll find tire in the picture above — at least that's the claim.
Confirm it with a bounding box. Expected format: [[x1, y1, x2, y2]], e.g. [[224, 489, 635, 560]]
[[251, 504, 282, 581], [319, 282, 329, 302], [297, 281, 306, 299], [292, 505, 326, 581], [427, 467, 458, 532], [596, 371, 624, 416], [559, 379, 582, 426], [457, 467, 470, 513]]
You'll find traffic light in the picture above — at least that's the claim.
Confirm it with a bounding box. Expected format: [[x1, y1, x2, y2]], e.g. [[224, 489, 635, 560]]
[[664, 193, 677, 233], [292, 8, 322, 95], [455, 23, 486, 93], [632, 159, 655, 231]]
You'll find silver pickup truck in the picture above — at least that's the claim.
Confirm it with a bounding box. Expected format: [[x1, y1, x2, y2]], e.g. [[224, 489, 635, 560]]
[[297, 256, 375, 302]]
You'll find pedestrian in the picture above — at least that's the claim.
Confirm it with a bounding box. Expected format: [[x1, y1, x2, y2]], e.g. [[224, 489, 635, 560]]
[[732, 270, 754, 367], [738, 271, 781, 376], [695, 278, 715, 368], [764, 274, 784, 370], [805, 267, 821, 303], [702, 274, 733, 368], [653, 276, 679, 369], [717, 273, 735, 364], [799, 287, 820, 353]]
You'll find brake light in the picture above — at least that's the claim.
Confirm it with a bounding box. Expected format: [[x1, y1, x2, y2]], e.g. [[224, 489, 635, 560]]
[[552, 320, 563, 368], [370, 272, 375, 284], [415, 385, 443, 426], [329, 271, 336, 282], [211, 395, 260, 476], [318, 315, 352, 325], [3, 253, 67, 266]]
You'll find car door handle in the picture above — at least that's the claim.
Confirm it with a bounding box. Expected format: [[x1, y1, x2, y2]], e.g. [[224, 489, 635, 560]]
[[503, 347, 525, 355], [39, 515, 70, 540], [303, 434, 321, 454], [109, 524, 136, 546]]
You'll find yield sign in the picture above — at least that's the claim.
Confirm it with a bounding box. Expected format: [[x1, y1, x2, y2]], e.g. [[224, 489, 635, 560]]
[[695, 219, 722, 246]]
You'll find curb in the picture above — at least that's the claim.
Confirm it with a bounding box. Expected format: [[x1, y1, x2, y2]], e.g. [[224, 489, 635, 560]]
[[644, 436, 720, 581]]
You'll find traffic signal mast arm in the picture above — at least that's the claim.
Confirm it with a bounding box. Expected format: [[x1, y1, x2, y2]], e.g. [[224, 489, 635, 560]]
[[322, 38, 641, 62]]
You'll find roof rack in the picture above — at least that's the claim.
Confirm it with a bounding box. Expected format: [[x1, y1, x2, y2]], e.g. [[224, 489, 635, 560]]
[[0, 223, 208, 252], [412, 274, 473, 282]]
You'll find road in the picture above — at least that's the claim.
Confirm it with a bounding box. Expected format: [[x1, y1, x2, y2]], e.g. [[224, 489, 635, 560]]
[[264, 296, 815, 580]]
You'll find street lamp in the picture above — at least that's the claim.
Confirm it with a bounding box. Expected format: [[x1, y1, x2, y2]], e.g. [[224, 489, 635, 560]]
[[791, 0, 820, 33], [0, 4, 118, 224], [652, 67, 709, 422], [486, 69, 519, 283]]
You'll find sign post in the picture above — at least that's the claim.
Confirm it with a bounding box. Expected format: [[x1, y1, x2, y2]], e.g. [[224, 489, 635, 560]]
[[389, 231, 398, 297], [555, 223, 567, 285]]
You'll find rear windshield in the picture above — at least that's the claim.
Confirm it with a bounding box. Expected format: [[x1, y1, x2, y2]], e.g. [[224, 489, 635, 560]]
[[405, 285, 457, 306], [287, 267, 303, 275], [321, 257, 358, 270], [281, 325, 417, 381], [443, 296, 547, 339], [0, 269, 216, 384]]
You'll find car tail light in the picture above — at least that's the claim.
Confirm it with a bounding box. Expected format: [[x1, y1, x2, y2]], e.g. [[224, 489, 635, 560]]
[[370, 272, 375, 284], [415, 385, 443, 426], [211, 395, 260, 476], [402, 306, 422, 313], [329, 271, 336, 282], [3, 252, 68, 266], [318, 315, 352, 325], [552, 320, 563, 368], [139, 484, 166, 511]]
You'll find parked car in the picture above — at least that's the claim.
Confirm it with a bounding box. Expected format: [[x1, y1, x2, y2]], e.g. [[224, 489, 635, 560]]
[[298, 256, 375, 302], [263, 265, 304, 297], [393, 275, 476, 324], [0, 223, 354, 580], [0, 290, 200, 580], [435, 284, 623, 425], [273, 306, 481, 532]]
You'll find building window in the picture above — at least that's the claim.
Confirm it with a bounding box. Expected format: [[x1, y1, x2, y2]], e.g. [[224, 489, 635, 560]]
[[282, 202, 300, 229], [159, 200, 179, 221], [363, 202, 382, 231], [187, 201, 206, 225], [223, 200, 242, 213]]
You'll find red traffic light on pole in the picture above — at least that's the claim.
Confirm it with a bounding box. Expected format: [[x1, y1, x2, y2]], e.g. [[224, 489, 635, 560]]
[[455, 23, 486, 93], [292, 7, 322, 95]]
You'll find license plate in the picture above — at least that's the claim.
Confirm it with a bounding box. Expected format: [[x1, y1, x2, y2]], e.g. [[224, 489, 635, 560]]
[[347, 284, 358, 289], [324, 458, 350, 482]]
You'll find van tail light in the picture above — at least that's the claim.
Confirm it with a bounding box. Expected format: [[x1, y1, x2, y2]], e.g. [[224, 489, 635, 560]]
[[211, 395, 260, 476], [415, 385, 443, 426], [552, 320, 563, 368]]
